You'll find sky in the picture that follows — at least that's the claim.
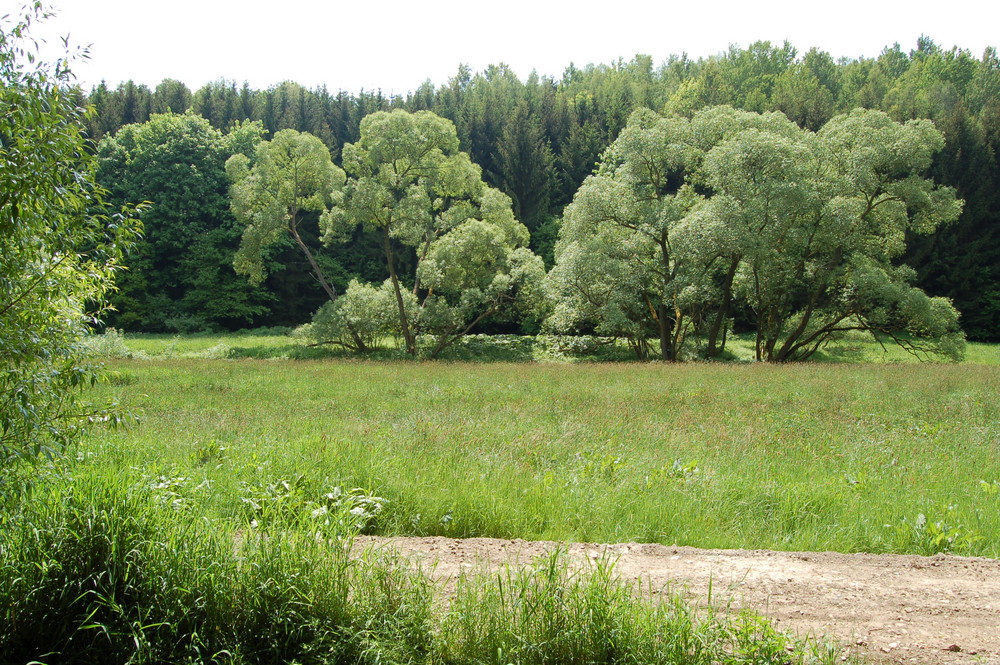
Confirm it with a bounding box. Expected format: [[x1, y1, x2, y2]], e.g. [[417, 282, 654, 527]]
[[25, 0, 1000, 95]]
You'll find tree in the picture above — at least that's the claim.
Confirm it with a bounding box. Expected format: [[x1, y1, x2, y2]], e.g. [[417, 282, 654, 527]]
[[496, 100, 557, 232], [771, 65, 835, 130], [322, 110, 543, 356], [322, 110, 481, 354], [703, 108, 964, 361], [416, 188, 545, 357], [546, 106, 801, 360], [152, 78, 192, 114], [547, 106, 966, 362], [545, 108, 703, 360], [96, 113, 271, 331], [305, 279, 414, 352], [1, 4, 139, 470], [228, 129, 346, 303]]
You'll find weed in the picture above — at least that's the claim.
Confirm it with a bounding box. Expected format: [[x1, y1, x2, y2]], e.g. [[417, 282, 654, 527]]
[[576, 450, 626, 483], [81, 328, 147, 359], [239, 475, 387, 536], [980, 480, 1000, 496], [0, 475, 429, 665], [0, 476, 838, 665], [143, 472, 209, 511], [894, 508, 984, 554], [190, 439, 227, 466]]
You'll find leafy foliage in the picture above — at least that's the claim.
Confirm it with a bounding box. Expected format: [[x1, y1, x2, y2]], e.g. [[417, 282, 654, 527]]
[[81, 39, 1000, 340], [322, 110, 545, 356], [229, 128, 346, 302], [0, 5, 139, 470], [305, 278, 412, 352], [548, 105, 965, 361], [96, 113, 270, 331]]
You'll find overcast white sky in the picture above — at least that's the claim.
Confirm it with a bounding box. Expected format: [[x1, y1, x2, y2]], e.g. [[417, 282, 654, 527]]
[[25, 0, 1000, 95]]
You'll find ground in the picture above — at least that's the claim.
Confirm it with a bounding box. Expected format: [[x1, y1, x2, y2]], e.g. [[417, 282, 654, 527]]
[[358, 536, 1000, 665]]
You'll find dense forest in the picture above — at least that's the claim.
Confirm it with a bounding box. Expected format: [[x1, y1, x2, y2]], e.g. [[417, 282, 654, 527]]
[[84, 38, 1000, 342]]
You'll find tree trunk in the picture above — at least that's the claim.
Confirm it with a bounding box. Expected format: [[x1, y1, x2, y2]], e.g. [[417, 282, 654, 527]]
[[707, 256, 740, 357], [289, 214, 338, 303], [657, 302, 674, 361], [384, 226, 416, 355]]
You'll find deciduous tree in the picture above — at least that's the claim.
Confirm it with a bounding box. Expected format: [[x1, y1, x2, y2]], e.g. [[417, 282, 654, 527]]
[[322, 110, 543, 356], [228, 129, 345, 302], [1, 5, 139, 468], [97, 113, 270, 331], [547, 106, 966, 361]]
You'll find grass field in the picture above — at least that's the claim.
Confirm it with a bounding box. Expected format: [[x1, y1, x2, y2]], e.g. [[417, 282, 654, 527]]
[[79, 333, 1000, 557], [89, 327, 1000, 364], [7, 332, 996, 662]]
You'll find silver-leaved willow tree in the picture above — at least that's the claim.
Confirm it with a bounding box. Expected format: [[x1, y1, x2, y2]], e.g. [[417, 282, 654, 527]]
[[546, 105, 965, 362], [228, 110, 544, 357]]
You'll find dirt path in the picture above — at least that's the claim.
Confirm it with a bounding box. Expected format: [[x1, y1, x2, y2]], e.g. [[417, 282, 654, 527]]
[[357, 536, 1000, 665]]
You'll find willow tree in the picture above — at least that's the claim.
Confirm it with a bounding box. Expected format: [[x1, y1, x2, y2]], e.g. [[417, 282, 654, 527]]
[[322, 110, 543, 356], [548, 105, 965, 361], [545, 108, 702, 360], [416, 188, 545, 357], [703, 108, 964, 361], [1, 5, 139, 468], [227, 129, 345, 302]]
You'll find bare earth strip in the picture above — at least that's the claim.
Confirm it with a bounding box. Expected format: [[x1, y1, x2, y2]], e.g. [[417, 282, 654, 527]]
[[357, 536, 1000, 665]]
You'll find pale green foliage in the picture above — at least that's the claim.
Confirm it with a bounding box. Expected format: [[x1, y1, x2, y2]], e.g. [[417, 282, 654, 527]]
[[547, 105, 965, 361], [307, 279, 415, 352], [421, 243, 545, 357], [323, 110, 482, 244], [715, 108, 964, 361], [417, 188, 545, 356], [323, 110, 544, 356], [229, 129, 345, 297], [1, 5, 140, 468], [546, 108, 704, 359]]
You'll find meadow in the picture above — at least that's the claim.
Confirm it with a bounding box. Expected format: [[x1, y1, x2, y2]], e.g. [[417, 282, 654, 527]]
[[4, 331, 996, 663], [82, 332, 1000, 555]]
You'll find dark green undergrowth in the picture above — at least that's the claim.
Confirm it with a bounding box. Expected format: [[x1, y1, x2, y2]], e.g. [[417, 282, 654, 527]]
[[0, 473, 842, 665]]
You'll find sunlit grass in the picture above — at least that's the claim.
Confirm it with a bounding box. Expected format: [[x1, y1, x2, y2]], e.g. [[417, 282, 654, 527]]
[[89, 328, 1000, 365], [17, 334, 992, 662], [84, 356, 1000, 556], [1, 468, 843, 664]]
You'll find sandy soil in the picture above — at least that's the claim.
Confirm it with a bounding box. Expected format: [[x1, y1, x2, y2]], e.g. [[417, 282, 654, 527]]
[[356, 536, 1000, 665]]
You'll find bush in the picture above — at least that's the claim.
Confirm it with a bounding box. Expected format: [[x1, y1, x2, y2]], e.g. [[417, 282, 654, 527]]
[[80, 328, 144, 359]]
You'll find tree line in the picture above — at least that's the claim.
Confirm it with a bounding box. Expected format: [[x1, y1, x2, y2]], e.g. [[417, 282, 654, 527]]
[[87, 38, 1000, 342]]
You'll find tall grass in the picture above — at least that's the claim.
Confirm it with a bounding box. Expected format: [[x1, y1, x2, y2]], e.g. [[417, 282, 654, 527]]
[[0, 472, 432, 665], [77, 356, 1000, 557], [439, 549, 839, 664], [19, 331, 988, 662], [0, 471, 839, 665]]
